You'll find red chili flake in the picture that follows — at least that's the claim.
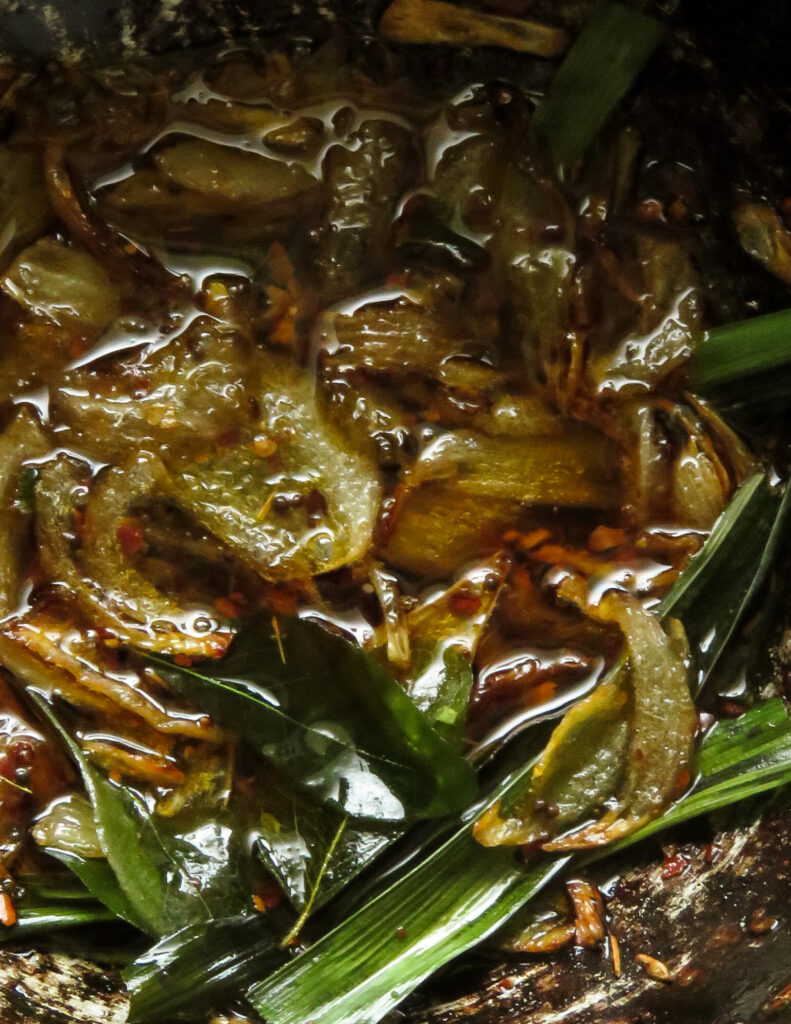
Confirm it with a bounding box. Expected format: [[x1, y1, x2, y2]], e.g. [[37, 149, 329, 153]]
[[116, 521, 144, 557], [133, 377, 152, 399], [253, 881, 282, 913], [704, 842, 721, 864], [395, 926, 407, 941], [102, 646, 121, 672], [215, 596, 242, 619], [304, 488, 328, 525], [720, 700, 745, 719], [159, 763, 187, 785], [173, 654, 194, 668], [448, 586, 482, 618], [661, 852, 688, 880], [68, 334, 91, 362], [588, 526, 628, 552], [672, 769, 692, 799]]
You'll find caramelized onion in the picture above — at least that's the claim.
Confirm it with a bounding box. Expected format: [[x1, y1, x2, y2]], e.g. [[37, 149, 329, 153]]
[[475, 592, 695, 849], [35, 454, 230, 658]]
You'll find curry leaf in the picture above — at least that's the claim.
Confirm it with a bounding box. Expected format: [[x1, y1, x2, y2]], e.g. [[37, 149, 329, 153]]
[[16, 875, 95, 902], [21, 689, 170, 935], [41, 851, 143, 928], [18, 687, 250, 938], [260, 647, 475, 913], [151, 615, 477, 824], [255, 768, 398, 913], [124, 799, 397, 1021]]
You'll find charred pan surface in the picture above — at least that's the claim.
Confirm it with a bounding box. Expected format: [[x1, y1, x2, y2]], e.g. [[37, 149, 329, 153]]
[[0, 949, 127, 1023], [403, 802, 791, 1024], [625, 3, 791, 327]]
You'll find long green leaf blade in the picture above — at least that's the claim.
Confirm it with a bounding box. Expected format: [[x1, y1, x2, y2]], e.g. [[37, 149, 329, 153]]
[[15, 875, 95, 902], [658, 472, 789, 691], [694, 308, 791, 392], [533, 1, 665, 166], [0, 903, 118, 942]]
